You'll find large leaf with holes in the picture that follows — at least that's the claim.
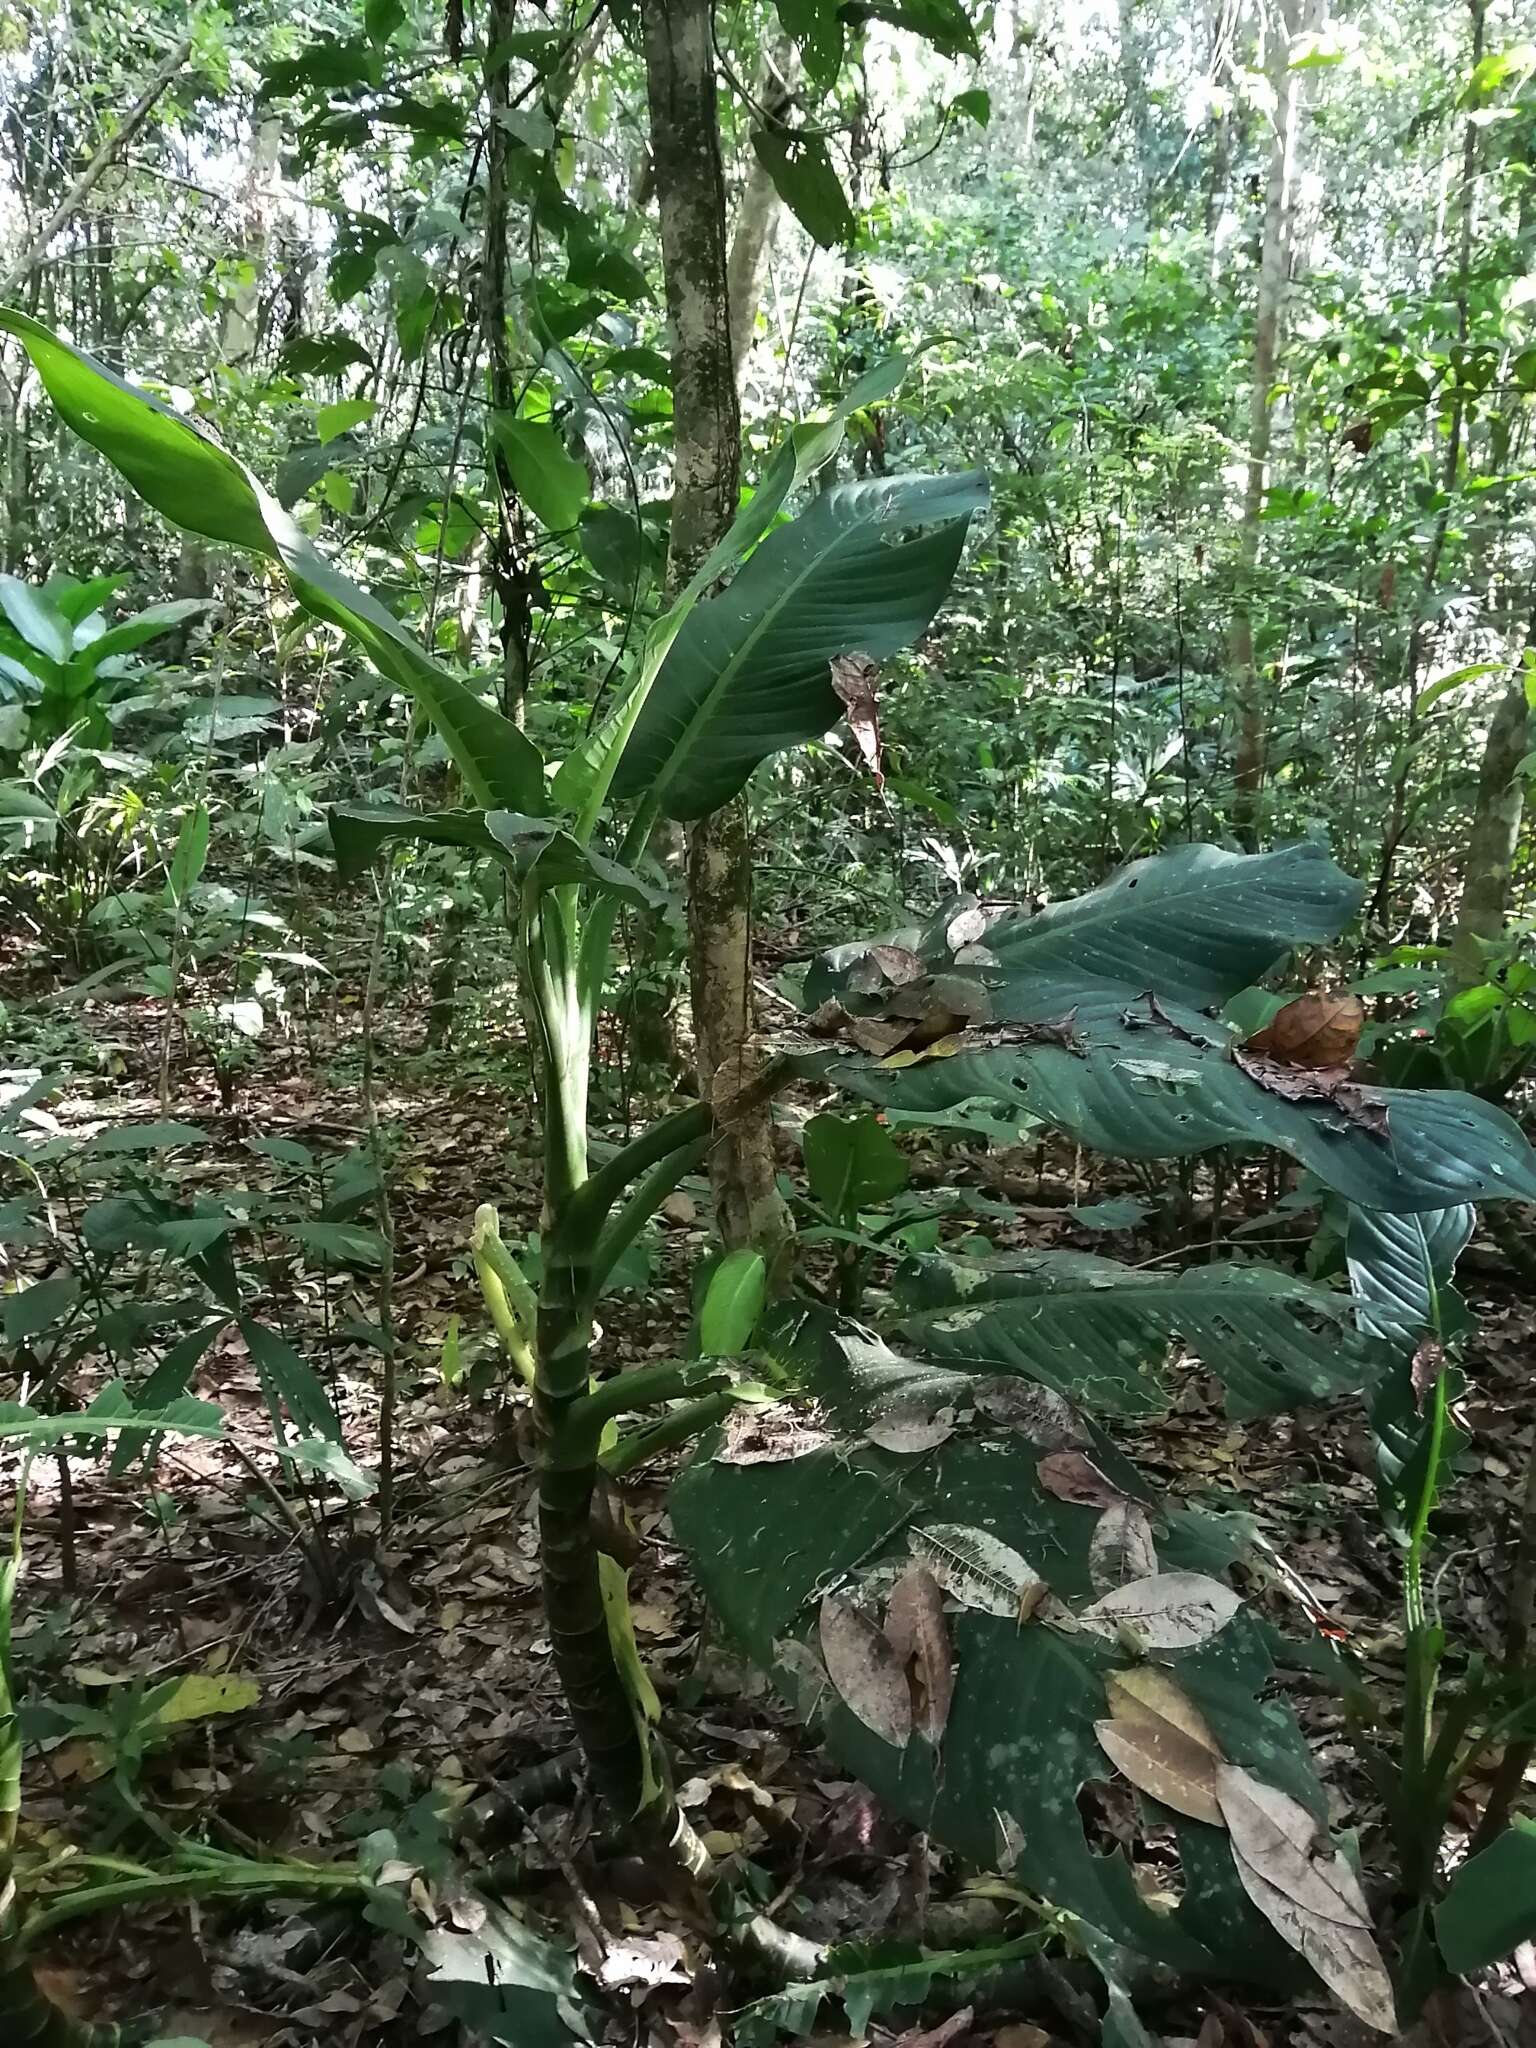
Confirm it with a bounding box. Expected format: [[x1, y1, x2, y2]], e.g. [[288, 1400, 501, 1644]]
[[893, 1250, 1389, 1419], [327, 803, 668, 908], [0, 309, 545, 815], [670, 1305, 1323, 1986], [605, 469, 986, 820], [1344, 1204, 1474, 1345], [984, 842, 1363, 1010]]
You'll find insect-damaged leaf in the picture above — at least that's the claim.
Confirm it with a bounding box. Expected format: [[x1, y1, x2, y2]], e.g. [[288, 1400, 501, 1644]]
[[1089, 1501, 1160, 1591], [909, 1522, 1044, 1618], [830, 650, 884, 789], [1094, 1667, 1227, 1826], [1078, 1572, 1241, 1649], [1215, 1763, 1395, 2035], [884, 1563, 954, 1745], [819, 1593, 911, 1748]]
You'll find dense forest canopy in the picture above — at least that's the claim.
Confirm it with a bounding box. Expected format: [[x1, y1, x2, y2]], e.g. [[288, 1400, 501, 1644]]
[[5, 2, 1536, 2045]]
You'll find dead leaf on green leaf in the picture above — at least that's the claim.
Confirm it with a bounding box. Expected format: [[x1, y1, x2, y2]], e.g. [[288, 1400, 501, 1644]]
[[884, 1562, 954, 1746], [1089, 1499, 1159, 1591], [910, 1522, 1045, 1619], [972, 1376, 1088, 1449], [1077, 1571, 1241, 1649], [865, 1397, 956, 1454], [1244, 992, 1365, 1070], [1094, 1666, 1227, 1826], [819, 1593, 911, 1749], [1037, 1449, 1129, 1508], [830, 651, 884, 791], [1232, 1047, 1389, 1138], [1217, 1762, 1394, 2034]]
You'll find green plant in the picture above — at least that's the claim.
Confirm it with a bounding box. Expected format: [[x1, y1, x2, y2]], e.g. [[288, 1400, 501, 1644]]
[[0, 574, 207, 750], [14, 307, 1536, 2034]]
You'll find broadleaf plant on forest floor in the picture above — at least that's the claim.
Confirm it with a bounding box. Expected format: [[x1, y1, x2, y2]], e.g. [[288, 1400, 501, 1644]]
[[10, 309, 1536, 2038]]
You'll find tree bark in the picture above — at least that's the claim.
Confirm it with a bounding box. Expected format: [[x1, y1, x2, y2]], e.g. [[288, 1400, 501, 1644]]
[[726, 40, 796, 388], [642, 0, 794, 1263], [1452, 671, 1530, 986], [1229, 0, 1308, 850]]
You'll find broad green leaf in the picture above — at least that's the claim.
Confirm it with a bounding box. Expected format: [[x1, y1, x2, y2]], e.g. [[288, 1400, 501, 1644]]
[[240, 1316, 342, 1442], [1, 1273, 79, 1343], [281, 1220, 387, 1266], [419, 1899, 590, 2048], [48, 573, 128, 625], [1345, 1205, 1474, 1345], [327, 801, 669, 909], [775, 0, 845, 88], [607, 469, 986, 820], [165, 802, 210, 910], [551, 354, 916, 827], [894, 1251, 1389, 1419], [858, 0, 979, 57], [147, 1670, 260, 1723], [670, 1304, 1319, 1986], [0, 309, 546, 816], [494, 416, 589, 531], [699, 1250, 767, 1357], [1435, 1819, 1536, 1972], [751, 130, 856, 247], [82, 1120, 209, 1154], [0, 573, 70, 661], [86, 598, 211, 664], [803, 1111, 909, 1220], [951, 86, 992, 124], [316, 397, 378, 444]]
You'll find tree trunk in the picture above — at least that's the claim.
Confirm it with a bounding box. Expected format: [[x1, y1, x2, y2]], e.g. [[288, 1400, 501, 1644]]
[[726, 39, 796, 388], [642, 0, 794, 1264], [1229, 0, 1308, 850], [479, 0, 534, 724], [1452, 672, 1530, 986]]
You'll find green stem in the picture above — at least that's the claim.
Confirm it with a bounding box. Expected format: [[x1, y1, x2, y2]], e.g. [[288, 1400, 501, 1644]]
[[471, 1204, 537, 1387], [570, 1359, 732, 1435], [604, 1391, 737, 1479], [21, 1860, 363, 1946], [587, 1136, 711, 1303]]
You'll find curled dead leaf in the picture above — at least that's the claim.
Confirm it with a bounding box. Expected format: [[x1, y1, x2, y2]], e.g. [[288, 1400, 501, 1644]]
[[830, 651, 884, 790], [1232, 1047, 1390, 1138], [865, 1397, 956, 1454], [1093, 1666, 1228, 1826], [972, 1376, 1088, 1449], [1244, 992, 1365, 1070]]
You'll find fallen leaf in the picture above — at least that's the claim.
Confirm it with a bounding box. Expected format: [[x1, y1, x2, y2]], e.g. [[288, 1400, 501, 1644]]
[[1077, 1572, 1241, 1649], [1094, 1668, 1226, 1827], [972, 1377, 1087, 1449], [151, 1671, 260, 1725], [715, 1404, 832, 1464], [910, 1523, 1043, 1618], [1412, 1337, 1446, 1405], [893, 2005, 975, 2048], [865, 1398, 956, 1454], [1214, 1763, 1372, 1926], [1089, 1500, 1159, 1592], [1230, 1851, 1396, 2033], [1037, 1450, 1129, 1508], [884, 1563, 955, 1745], [819, 1594, 911, 1748], [1245, 992, 1364, 1069], [1232, 1048, 1389, 1138]]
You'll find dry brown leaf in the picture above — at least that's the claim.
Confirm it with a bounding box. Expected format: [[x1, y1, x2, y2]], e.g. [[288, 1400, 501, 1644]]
[[865, 1399, 956, 1455], [1412, 1336, 1446, 1405], [1089, 1500, 1160, 1591], [1214, 1763, 1372, 1926], [972, 1377, 1088, 1449], [884, 1564, 955, 1746], [819, 1593, 911, 1749], [893, 2006, 975, 2048], [830, 651, 884, 790], [1228, 1844, 1396, 2033], [1078, 1572, 1242, 1649], [1093, 1715, 1225, 1826], [1244, 992, 1365, 1070], [1231, 1048, 1390, 1138], [1037, 1450, 1129, 1508], [1105, 1666, 1221, 1755]]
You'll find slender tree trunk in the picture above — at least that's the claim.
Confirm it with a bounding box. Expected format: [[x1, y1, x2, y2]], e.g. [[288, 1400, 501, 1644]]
[[726, 39, 796, 388], [1229, 0, 1307, 850], [1116, 0, 1154, 213], [1452, 670, 1530, 985], [480, 0, 534, 723], [642, 0, 793, 1264]]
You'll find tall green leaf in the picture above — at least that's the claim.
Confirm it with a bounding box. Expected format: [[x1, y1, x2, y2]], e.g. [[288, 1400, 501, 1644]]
[[803, 1111, 909, 1220], [751, 130, 856, 247], [327, 801, 669, 908], [1344, 1205, 1474, 1345], [607, 469, 986, 820], [494, 416, 589, 531], [0, 309, 545, 815]]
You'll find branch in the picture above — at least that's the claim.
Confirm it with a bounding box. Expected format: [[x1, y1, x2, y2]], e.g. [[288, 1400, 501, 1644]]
[[1, 26, 201, 299]]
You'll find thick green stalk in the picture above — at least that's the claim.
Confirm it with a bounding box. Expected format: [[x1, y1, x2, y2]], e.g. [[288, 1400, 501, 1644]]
[[604, 1391, 738, 1480]]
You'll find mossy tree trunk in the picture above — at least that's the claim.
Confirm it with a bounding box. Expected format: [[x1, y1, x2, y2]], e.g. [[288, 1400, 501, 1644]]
[[1452, 671, 1530, 986]]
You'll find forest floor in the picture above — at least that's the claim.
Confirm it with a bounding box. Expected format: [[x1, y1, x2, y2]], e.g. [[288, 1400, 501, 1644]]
[[9, 979, 1536, 2048]]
